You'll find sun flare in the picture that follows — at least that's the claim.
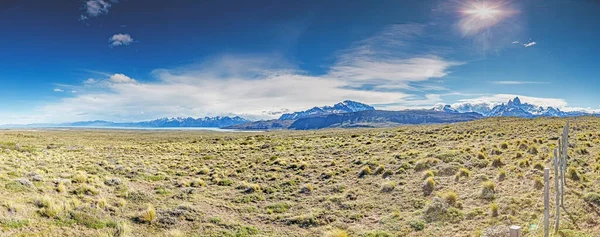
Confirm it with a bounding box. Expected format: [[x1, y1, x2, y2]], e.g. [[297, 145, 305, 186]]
[[464, 5, 501, 19]]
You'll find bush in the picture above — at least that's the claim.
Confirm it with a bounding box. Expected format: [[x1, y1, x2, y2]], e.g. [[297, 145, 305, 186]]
[[567, 167, 580, 181], [359, 166, 372, 178], [381, 181, 396, 193], [455, 168, 470, 180], [481, 181, 496, 200], [300, 184, 313, 194], [491, 157, 503, 168], [477, 152, 486, 160], [422, 177, 435, 196], [409, 220, 425, 231], [500, 142, 509, 149], [325, 229, 349, 237], [216, 179, 233, 186], [442, 191, 458, 206], [583, 192, 600, 205], [422, 170, 435, 180], [490, 203, 499, 217], [498, 169, 506, 181], [138, 205, 157, 223], [533, 162, 544, 171], [373, 165, 385, 175], [533, 177, 544, 190]]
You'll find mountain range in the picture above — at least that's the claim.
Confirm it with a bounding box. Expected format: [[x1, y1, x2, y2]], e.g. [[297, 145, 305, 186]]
[[279, 100, 375, 120], [2, 98, 596, 130], [433, 97, 591, 118]]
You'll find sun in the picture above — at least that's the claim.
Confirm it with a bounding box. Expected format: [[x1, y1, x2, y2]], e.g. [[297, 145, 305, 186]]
[[464, 4, 501, 19]]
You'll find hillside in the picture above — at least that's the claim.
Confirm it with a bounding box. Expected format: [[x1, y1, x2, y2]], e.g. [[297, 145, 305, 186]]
[[1, 117, 599, 236], [289, 110, 484, 130]]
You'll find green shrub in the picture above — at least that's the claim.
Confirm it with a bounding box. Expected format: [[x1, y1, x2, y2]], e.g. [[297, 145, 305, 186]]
[[567, 167, 580, 181], [381, 181, 396, 193], [481, 181, 495, 200], [583, 192, 600, 205], [490, 203, 499, 217], [442, 191, 458, 206], [359, 166, 372, 177], [409, 220, 425, 231], [422, 177, 435, 196]]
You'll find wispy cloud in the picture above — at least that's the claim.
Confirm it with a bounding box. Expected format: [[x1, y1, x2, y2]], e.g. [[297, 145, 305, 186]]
[[81, 0, 118, 20], [512, 41, 520, 44], [21, 24, 464, 123], [109, 34, 134, 47], [490, 80, 549, 85], [53, 88, 64, 92], [524, 41, 537, 47]]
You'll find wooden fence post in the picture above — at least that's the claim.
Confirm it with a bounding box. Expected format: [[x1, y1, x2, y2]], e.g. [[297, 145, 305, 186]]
[[510, 225, 521, 237], [554, 148, 560, 233], [544, 167, 550, 237]]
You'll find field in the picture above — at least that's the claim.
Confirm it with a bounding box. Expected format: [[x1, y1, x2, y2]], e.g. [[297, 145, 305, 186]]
[[1, 117, 600, 236]]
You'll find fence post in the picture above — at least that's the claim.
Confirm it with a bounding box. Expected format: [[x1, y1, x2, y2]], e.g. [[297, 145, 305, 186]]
[[510, 225, 521, 237], [554, 148, 560, 233], [544, 167, 550, 237]]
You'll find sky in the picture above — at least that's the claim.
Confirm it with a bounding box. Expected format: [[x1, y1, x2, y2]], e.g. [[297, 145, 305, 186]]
[[1, 0, 599, 124]]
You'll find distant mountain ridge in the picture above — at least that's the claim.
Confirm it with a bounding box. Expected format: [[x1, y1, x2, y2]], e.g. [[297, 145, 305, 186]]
[[279, 100, 375, 120], [436, 97, 592, 118], [288, 110, 483, 130], [4, 116, 251, 128]]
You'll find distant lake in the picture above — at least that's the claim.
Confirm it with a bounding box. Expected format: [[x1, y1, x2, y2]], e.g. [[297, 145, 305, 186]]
[[3, 126, 263, 132]]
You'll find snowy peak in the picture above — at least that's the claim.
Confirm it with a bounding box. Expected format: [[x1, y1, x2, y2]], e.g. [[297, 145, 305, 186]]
[[432, 104, 458, 113], [433, 97, 594, 118], [279, 100, 375, 120]]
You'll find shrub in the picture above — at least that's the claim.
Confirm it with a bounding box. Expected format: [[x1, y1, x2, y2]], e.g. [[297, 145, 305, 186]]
[[498, 169, 506, 181], [442, 191, 458, 206], [138, 205, 157, 223], [481, 181, 496, 200], [533, 162, 544, 171], [477, 152, 486, 160], [422, 177, 435, 196], [583, 192, 600, 205], [325, 229, 349, 237], [373, 165, 385, 175], [216, 179, 233, 186], [300, 184, 313, 194], [533, 177, 544, 190], [381, 181, 396, 193], [266, 202, 290, 214], [490, 203, 499, 217], [190, 179, 206, 187], [455, 168, 470, 180], [491, 157, 503, 168], [56, 182, 67, 193], [567, 167, 580, 181], [422, 170, 435, 180], [36, 197, 62, 218], [423, 197, 448, 222], [528, 145, 539, 155], [409, 220, 425, 231], [359, 166, 372, 178], [500, 142, 509, 149]]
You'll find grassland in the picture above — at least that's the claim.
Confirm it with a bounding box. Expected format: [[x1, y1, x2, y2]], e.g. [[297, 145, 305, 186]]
[[0, 117, 599, 236]]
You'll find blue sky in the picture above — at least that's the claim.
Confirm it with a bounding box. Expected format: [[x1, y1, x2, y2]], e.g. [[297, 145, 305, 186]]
[[1, 0, 599, 123]]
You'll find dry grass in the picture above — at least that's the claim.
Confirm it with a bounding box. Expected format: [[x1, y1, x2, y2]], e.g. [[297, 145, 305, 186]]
[[0, 117, 599, 236]]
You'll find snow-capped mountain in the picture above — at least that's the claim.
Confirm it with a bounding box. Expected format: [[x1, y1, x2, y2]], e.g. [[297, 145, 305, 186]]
[[432, 104, 459, 113], [279, 100, 375, 120], [436, 97, 594, 118]]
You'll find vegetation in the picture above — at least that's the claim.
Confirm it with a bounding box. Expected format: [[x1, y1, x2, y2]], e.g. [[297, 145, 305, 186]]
[[0, 117, 598, 236]]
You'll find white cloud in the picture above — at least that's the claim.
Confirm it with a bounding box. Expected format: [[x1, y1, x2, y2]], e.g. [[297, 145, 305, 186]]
[[490, 81, 549, 85], [9, 24, 464, 124], [109, 34, 134, 47], [81, 0, 117, 19], [53, 88, 64, 92], [84, 78, 97, 84], [524, 41, 537, 47], [512, 41, 520, 44], [109, 74, 136, 84]]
